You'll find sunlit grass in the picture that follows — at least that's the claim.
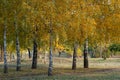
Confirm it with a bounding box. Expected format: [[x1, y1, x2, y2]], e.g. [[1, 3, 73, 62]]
[[0, 58, 120, 80]]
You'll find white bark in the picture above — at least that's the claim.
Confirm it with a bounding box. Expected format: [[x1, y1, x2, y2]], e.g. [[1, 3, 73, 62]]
[[3, 17, 8, 73], [3, 0, 8, 73], [48, 19, 53, 76], [14, 11, 21, 71]]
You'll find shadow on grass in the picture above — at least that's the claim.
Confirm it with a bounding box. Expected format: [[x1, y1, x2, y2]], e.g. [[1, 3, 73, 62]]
[[0, 67, 120, 80]]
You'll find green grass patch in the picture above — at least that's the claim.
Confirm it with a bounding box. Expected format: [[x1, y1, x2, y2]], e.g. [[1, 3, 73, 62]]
[[0, 58, 120, 80]]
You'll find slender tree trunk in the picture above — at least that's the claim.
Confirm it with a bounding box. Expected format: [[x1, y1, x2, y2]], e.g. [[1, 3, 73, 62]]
[[32, 25, 38, 69], [0, 46, 4, 61], [72, 42, 77, 70], [58, 51, 61, 57], [93, 48, 96, 58], [0, 46, 1, 61], [14, 11, 21, 71], [28, 48, 31, 59], [48, 20, 53, 76], [44, 47, 47, 64], [103, 45, 107, 60], [31, 39, 37, 69], [3, 17, 8, 73], [100, 45, 103, 58], [99, 43, 103, 58], [16, 23, 21, 71], [84, 39, 89, 68], [10, 52, 12, 62]]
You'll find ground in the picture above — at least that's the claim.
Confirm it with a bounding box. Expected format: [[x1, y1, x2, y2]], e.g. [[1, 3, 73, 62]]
[[0, 58, 120, 80]]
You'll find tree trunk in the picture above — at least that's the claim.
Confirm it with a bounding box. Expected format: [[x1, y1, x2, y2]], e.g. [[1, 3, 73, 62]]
[[43, 45, 47, 64], [103, 45, 107, 60], [3, 17, 8, 73], [14, 11, 21, 71], [31, 25, 38, 69], [0, 46, 1, 61], [16, 24, 21, 71], [10, 52, 12, 62], [28, 48, 31, 59], [31, 40, 37, 69], [0, 46, 4, 61], [84, 39, 89, 68], [58, 51, 61, 57], [100, 45, 103, 58], [72, 42, 77, 70], [48, 20, 53, 76]]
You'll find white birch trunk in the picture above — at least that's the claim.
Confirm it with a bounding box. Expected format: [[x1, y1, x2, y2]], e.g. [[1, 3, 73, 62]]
[[14, 11, 21, 71], [48, 19, 53, 76], [3, 17, 8, 73], [3, 0, 8, 73]]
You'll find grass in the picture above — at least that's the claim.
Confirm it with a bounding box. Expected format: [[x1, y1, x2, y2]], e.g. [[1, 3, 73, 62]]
[[0, 58, 120, 80], [1, 68, 120, 80]]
